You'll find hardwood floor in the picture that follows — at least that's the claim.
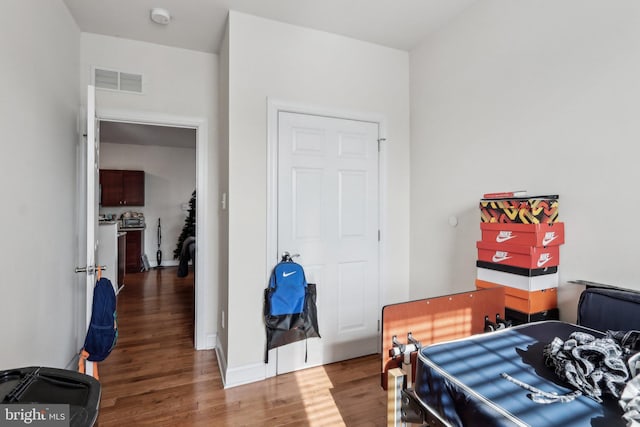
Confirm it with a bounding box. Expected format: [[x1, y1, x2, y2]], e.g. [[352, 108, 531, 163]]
[[98, 267, 387, 426]]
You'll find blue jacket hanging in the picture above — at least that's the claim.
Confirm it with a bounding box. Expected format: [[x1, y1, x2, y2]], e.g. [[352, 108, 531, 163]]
[[83, 277, 118, 362]]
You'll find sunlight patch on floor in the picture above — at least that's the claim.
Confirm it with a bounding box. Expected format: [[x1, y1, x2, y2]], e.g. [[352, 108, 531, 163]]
[[295, 366, 345, 426]]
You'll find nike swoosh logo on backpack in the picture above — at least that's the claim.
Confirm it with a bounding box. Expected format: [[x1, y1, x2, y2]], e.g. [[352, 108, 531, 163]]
[[283, 271, 297, 277]]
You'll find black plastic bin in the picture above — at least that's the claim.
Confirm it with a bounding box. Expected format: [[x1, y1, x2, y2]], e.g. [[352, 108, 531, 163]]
[[0, 366, 101, 426]]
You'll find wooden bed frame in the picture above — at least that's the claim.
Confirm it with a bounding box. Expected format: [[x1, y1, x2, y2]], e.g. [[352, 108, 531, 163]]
[[382, 287, 506, 426], [386, 282, 640, 426], [381, 287, 505, 390]]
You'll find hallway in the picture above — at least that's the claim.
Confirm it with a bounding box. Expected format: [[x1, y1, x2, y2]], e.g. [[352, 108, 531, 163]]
[[98, 267, 218, 425]]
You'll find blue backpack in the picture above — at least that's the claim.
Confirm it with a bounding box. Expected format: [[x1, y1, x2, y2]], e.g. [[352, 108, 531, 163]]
[[268, 260, 307, 316], [83, 278, 118, 362], [264, 254, 320, 362]]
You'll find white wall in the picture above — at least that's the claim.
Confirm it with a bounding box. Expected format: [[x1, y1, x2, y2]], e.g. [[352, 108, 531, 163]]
[[409, 0, 640, 319], [0, 1, 80, 369], [225, 11, 410, 384], [99, 142, 196, 267], [80, 33, 220, 347], [216, 24, 230, 370]]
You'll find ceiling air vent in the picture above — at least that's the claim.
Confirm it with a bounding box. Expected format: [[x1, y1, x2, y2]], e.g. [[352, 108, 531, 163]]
[[93, 67, 143, 94]]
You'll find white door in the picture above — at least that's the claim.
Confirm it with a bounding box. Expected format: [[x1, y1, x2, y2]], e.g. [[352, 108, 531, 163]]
[[76, 85, 100, 376], [276, 111, 380, 374]]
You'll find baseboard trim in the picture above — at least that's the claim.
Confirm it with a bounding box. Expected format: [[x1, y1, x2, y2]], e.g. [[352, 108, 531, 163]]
[[153, 260, 179, 268], [215, 336, 228, 386], [223, 362, 267, 389], [215, 337, 268, 388], [204, 333, 216, 350]]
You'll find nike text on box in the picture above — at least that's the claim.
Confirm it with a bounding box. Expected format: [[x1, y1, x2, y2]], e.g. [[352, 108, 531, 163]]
[[476, 240, 560, 269], [480, 195, 559, 224], [475, 279, 558, 313], [476, 268, 559, 292], [480, 222, 565, 247]]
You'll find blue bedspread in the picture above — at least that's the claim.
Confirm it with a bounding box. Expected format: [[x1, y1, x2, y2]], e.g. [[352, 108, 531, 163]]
[[414, 321, 625, 427]]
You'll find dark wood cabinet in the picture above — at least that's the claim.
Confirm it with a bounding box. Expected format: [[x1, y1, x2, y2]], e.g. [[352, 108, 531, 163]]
[[125, 229, 143, 273], [122, 171, 145, 206], [100, 169, 145, 206], [100, 170, 123, 207]]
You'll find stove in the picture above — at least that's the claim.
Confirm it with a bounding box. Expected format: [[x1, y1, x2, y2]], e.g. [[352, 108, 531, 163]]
[[121, 217, 145, 228]]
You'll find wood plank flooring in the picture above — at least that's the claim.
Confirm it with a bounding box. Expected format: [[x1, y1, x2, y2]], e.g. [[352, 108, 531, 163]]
[[98, 267, 387, 426]]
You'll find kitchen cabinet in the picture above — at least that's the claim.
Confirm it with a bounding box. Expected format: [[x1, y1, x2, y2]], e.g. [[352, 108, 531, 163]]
[[124, 229, 143, 273], [100, 169, 145, 207]]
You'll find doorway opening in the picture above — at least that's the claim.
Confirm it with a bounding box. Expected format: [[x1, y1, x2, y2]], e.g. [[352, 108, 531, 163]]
[[97, 109, 209, 349]]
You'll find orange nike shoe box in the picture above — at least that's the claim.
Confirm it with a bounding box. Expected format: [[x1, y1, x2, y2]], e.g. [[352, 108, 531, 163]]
[[480, 195, 559, 224], [476, 279, 558, 314], [476, 240, 560, 269], [480, 222, 565, 247]]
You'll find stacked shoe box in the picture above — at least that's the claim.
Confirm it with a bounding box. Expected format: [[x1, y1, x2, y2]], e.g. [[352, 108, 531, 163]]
[[476, 195, 564, 324]]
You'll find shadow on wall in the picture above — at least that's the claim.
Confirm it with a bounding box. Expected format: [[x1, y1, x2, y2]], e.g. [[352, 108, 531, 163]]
[[447, 204, 479, 293]]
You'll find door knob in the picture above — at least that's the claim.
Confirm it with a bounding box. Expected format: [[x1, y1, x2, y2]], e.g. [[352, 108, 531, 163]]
[[75, 265, 106, 274]]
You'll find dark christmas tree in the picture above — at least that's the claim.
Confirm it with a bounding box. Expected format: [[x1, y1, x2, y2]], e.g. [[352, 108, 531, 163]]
[[174, 190, 196, 259]]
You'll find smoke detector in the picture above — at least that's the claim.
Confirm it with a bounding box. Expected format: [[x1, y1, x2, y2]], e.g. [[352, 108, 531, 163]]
[[150, 8, 171, 25]]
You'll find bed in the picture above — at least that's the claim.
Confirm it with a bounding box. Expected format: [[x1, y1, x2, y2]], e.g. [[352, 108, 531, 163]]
[[400, 286, 640, 427]]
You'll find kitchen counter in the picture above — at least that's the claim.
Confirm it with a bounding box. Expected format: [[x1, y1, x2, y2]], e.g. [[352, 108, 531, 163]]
[[100, 220, 146, 232], [119, 226, 146, 232]]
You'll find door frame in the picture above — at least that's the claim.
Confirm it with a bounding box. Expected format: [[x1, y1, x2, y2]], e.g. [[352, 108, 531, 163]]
[[265, 98, 388, 377], [97, 107, 210, 350]]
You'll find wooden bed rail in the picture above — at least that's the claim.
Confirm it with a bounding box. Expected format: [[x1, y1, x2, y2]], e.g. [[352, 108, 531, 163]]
[[381, 287, 505, 390]]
